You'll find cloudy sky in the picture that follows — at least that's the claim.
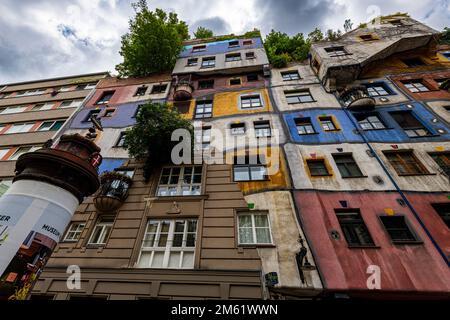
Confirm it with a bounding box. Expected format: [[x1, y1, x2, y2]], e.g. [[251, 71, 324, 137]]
[[0, 0, 449, 84]]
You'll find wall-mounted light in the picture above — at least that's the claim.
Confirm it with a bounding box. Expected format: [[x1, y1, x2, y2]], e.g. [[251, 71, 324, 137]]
[[406, 104, 414, 109]]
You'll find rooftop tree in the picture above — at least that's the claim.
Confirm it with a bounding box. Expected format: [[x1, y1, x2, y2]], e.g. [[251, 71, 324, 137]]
[[116, 0, 189, 77], [264, 30, 311, 68], [124, 102, 194, 180], [194, 26, 214, 39]]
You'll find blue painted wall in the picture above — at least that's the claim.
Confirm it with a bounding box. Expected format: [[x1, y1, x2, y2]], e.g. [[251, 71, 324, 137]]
[[180, 37, 263, 58], [284, 103, 450, 144]]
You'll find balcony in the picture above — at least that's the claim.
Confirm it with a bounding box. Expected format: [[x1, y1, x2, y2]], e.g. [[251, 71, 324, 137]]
[[173, 75, 194, 101], [93, 171, 133, 213], [339, 85, 376, 110]]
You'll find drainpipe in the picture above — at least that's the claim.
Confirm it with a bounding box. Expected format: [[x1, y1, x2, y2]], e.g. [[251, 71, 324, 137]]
[[338, 96, 450, 267]]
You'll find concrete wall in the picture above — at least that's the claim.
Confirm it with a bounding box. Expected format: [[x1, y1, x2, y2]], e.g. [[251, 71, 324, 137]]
[[426, 100, 450, 125]]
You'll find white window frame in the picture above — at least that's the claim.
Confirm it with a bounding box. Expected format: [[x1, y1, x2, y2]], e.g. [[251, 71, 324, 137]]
[[32, 102, 56, 111], [138, 219, 198, 269], [240, 94, 263, 109], [238, 213, 273, 245], [8, 146, 40, 160], [88, 217, 114, 245], [156, 166, 203, 197], [285, 90, 314, 103], [64, 223, 85, 242], [0, 148, 11, 159], [404, 81, 429, 93], [5, 123, 35, 134], [254, 121, 271, 137], [0, 105, 27, 114], [281, 71, 300, 81], [60, 100, 83, 108], [16, 89, 46, 97]]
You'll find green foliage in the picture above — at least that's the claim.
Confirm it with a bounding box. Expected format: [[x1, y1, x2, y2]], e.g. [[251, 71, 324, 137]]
[[194, 26, 214, 39], [115, 0, 189, 77], [358, 23, 368, 29], [244, 29, 262, 38], [325, 29, 342, 41], [124, 102, 193, 180], [264, 30, 311, 67], [307, 28, 324, 42], [439, 27, 450, 44]]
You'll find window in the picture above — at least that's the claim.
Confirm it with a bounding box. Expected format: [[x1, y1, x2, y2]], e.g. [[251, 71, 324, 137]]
[[354, 113, 386, 130], [281, 71, 300, 81], [31, 102, 55, 111], [230, 123, 246, 135], [295, 118, 315, 135], [336, 210, 374, 246], [228, 40, 239, 47], [243, 40, 253, 46], [429, 152, 450, 175], [96, 91, 114, 105], [245, 52, 255, 59], [151, 84, 167, 94], [198, 80, 214, 90], [441, 52, 450, 60], [194, 100, 213, 119], [192, 45, 206, 52], [16, 89, 46, 97], [389, 19, 403, 26], [187, 58, 198, 66], [103, 109, 115, 118], [199, 126, 211, 150], [254, 121, 271, 137], [133, 104, 143, 118], [64, 223, 85, 242], [241, 95, 262, 109], [432, 203, 450, 229], [115, 169, 135, 178], [285, 90, 314, 103], [83, 109, 101, 122], [238, 213, 272, 245], [58, 86, 72, 92], [138, 219, 198, 269], [233, 156, 267, 181], [76, 83, 97, 90], [319, 116, 337, 131], [115, 132, 127, 147], [156, 166, 203, 197], [390, 111, 430, 137], [5, 123, 34, 134], [230, 78, 241, 86], [226, 53, 241, 62], [380, 216, 418, 243], [306, 159, 330, 176], [37, 120, 64, 132], [384, 151, 428, 175], [360, 34, 376, 41], [402, 80, 430, 93], [0, 148, 10, 160], [325, 46, 348, 57], [88, 216, 114, 245], [60, 100, 82, 108], [0, 179, 13, 198], [134, 86, 148, 96], [333, 154, 363, 178], [365, 83, 390, 96], [8, 146, 40, 160], [0, 92, 12, 99], [201, 57, 215, 68], [0, 105, 27, 114], [402, 58, 425, 67], [247, 74, 258, 82], [435, 78, 448, 87]]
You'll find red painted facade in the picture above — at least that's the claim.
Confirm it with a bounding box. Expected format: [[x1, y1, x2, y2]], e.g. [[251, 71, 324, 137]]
[[294, 191, 450, 296], [391, 70, 450, 101]]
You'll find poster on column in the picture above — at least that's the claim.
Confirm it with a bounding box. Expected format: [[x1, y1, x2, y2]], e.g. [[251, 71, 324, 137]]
[[0, 193, 72, 300]]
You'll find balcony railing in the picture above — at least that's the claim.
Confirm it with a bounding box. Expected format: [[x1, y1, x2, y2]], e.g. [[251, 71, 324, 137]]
[[339, 85, 376, 110], [93, 171, 133, 213], [173, 75, 194, 101]]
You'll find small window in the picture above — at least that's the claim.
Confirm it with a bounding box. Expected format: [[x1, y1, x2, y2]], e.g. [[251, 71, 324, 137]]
[[151, 84, 167, 94], [201, 57, 216, 68], [281, 71, 300, 81], [390, 111, 431, 137], [135, 86, 148, 96], [156, 166, 203, 196], [194, 100, 213, 119], [37, 120, 64, 132], [8, 146, 40, 160], [88, 216, 114, 245], [354, 113, 386, 130], [247, 74, 258, 82], [133, 104, 143, 118], [76, 83, 97, 90], [83, 109, 101, 122], [230, 78, 241, 86], [228, 40, 239, 47], [230, 123, 246, 135], [0, 105, 27, 114], [245, 52, 255, 59], [60, 100, 82, 109], [238, 213, 272, 245], [295, 118, 315, 135], [333, 154, 363, 178], [226, 53, 241, 62], [96, 91, 114, 105], [64, 223, 85, 242], [285, 90, 314, 103], [58, 86, 72, 92], [325, 46, 348, 57], [31, 102, 55, 111], [429, 152, 450, 176], [254, 121, 271, 137], [336, 210, 374, 246], [389, 19, 403, 26], [359, 34, 376, 41], [380, 216, 418, 243], [5, 123, 34, 134], [0, 148, 11, 160], [365, 83, 391, 96], [431, 203, 450, 229], [319, 116, 338, 131], [402, 58, 425, 67], [243, 40, 253, 46], [115, 169, 135, 178], [187, 58, 198, 66], [401, 80, 430, 93], [384, 150, 429, 175], [103, 109, 115, 118], [198, 80, 214, 90], [241, 95, 262, 109], [198, 126, 211, 150], [233, 156, 267, 181], [192, 45, 206, 52], [306, 159, 330, 176], [116, 132, 127, 147]]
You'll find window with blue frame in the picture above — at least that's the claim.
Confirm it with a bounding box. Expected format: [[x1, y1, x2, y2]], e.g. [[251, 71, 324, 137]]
[[365, 82, 392, 97], [295, 117, 316, 135], [353, 112, 386, 130], [389, 111, 431, 137]]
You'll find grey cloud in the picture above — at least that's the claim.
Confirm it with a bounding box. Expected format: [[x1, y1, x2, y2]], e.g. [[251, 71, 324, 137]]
[[190, 16, 231, 36]]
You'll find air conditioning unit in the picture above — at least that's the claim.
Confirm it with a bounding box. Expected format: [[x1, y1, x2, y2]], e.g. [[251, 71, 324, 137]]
[[263, 64, 271, 77]]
